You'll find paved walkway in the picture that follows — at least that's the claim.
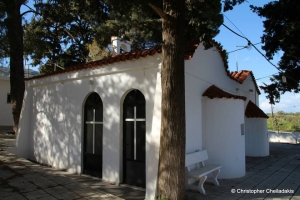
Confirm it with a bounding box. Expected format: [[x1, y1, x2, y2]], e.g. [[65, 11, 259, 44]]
[[186, 143, 300, 200], [0, 130, 145, 200], [0, 127, 299, 200]]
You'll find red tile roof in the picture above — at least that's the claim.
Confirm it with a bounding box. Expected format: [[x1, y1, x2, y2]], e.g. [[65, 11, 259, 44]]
[[245, 100, 268, 118], [202, 85, 246, 101], [229, 70, 261, 94], [26, 40, 201, 81], [229, 70, 251, 83], [25, 38, 260, 97]]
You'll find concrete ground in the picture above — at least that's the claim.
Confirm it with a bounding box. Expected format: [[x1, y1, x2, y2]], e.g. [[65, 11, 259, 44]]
[[0, 127, 299, 200]]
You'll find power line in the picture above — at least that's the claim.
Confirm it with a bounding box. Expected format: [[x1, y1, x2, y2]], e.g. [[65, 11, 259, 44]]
[[222, 23, 300, 85], [222, 23, 285, 73], [227, 42, 262, 53], [222, 23, 248, 41], [255, 73, 279, 81], [223, 14, 247, 38]]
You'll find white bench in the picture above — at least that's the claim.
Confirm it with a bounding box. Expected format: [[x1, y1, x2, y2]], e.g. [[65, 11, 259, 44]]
[[185, 150, 221, 194]]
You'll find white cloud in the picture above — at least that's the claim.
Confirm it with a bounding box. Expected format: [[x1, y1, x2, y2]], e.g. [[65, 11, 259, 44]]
[[243, 57, 251, 61], [259, 92, 300, 113]]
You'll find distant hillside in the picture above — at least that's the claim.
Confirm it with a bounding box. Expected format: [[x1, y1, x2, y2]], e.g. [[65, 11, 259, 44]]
[[267, 111, 300, 132], [0, 66, 39, 77], [0, 66, 10, 77]]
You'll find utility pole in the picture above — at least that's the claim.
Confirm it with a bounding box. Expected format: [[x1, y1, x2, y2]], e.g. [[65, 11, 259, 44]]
[[271, 103, 273, 129]]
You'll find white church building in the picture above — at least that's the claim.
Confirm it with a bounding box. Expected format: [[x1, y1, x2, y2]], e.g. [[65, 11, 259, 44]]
[[11, 37, 269, 199], [0, 75, 13, 126]]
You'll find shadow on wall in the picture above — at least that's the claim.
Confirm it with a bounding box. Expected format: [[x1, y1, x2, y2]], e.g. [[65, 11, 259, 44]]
[[268, 131, 300, 144], [33, 80, 83, 173], [30, 65, 161, 191]]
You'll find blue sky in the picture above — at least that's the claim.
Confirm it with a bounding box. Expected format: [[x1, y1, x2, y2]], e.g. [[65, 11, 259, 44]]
[[214, 0, 300, 113], [21, 1, 299, 113]]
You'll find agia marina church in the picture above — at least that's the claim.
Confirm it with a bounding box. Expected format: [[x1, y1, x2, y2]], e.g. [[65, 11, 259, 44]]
[[11, 37, 269, 200]]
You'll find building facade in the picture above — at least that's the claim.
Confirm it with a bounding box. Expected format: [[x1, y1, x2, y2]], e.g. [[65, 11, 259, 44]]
[[11, 39, 268, 199]]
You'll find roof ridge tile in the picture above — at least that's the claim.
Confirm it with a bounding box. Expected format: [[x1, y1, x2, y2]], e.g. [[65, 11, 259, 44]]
[[202, 85, 246, 101]]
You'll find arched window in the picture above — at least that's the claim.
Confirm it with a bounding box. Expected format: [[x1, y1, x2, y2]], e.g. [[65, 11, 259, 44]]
[[83, 92, 103, 178], [123, 90, 146, 187]]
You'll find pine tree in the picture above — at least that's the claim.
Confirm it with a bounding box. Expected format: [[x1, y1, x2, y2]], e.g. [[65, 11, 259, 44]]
[[0, 0, 244, 198], [251, 0, 300, 104], [1, 0, 25, 133]]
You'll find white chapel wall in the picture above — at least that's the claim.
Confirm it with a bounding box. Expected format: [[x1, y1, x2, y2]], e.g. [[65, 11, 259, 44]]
[[238, 75, 260, 108], [185, 44, 247, 179], [245, 118, 269, 156], [0, 76, 13, 126], [184, 43, 244, 153], [202, 98, 245, 178], [14, 55, 162, 200]]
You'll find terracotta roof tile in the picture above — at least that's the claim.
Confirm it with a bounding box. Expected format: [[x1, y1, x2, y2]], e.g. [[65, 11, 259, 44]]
[[24, 39, 251, 85], [245, 100, 268, 118], [202, 85, 246, 101], [229, 70, 261, 95], [229, 70, 251, 83], [25, 41, 201, 81]]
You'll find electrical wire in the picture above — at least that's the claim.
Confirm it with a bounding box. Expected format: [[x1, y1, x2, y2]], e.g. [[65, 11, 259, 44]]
[[222, 13, 300, 85], [255, 73, 279, 80], [221, 23, 295, 78], [185, 71, 257, 95], [227, 42, 262, 54], [222, 23, 248, 41], [223, 14, 247, 38]]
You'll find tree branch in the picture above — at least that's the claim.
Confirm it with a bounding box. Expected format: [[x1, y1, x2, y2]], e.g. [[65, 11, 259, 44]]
[[21, 3, 40, 17], [21, 10, 39, 17], [63, 28, 81, 45], [148, 3, 167, 20]]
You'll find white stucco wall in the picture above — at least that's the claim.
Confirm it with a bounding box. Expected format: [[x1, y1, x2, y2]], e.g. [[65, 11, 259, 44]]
[[245, 118, 269, 157], [238, 75, 259, 107], [10, 84, 34, 158], [0, 76, 13, 126], [184, 44, 253, 179], [269, 131, 300, 144], [145, 65, 161, 200], [13, 42, 266, 199], [184, 72, 204, 153], [14, 55, 162, 200], [184, 43, 243, 154], [202, 98, 245, 179], [185, 44, 239, 96]]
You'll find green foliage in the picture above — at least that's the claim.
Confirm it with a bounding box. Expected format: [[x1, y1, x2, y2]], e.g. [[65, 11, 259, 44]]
[[292, 124, 300, 132], [222, 0, 245, 11], [251, 0, 300, 104], [267, 111, 300, 132], [0, 2, 9, 59], [24, 0, 114, 73], [23, 0, 227, 74], [106, 0, 224, 47], [0, 0, 247, 72]]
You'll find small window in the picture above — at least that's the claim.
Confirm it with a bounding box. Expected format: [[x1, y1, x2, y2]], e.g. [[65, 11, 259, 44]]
[[241, 123, 245, 135], [7, 93, 11, 103]]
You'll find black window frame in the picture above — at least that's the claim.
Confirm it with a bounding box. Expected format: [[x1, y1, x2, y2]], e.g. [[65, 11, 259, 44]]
[[7, 93, 11, 103]]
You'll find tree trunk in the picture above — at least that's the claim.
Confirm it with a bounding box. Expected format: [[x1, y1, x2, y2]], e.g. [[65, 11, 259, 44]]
[[4, 0, 25, 134], [157, 0, 186, 199]]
